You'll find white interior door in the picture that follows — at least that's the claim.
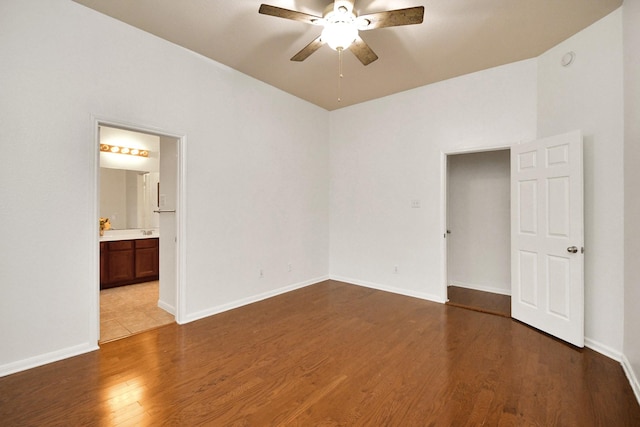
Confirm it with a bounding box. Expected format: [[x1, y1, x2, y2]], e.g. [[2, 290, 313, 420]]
[[511, 130, 584, 347], [158, 136, 178, 315]]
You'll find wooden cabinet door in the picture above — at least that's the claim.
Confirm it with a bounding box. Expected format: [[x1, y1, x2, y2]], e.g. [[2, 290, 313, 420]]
[[135, 238, 159, 280], [107, 248, 135, 283], [135, 248, 159, 279]]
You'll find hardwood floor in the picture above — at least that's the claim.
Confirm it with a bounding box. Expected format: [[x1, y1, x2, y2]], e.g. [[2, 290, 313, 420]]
[[1, 280, 638, 426], [447, 285, 511, 317]]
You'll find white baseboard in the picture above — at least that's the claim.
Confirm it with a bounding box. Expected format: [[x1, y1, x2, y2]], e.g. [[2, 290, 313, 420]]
[[582, 337, 640, 405], [182, 275, 330, 324], [157, 299, 176, 315], [330, 275, 447, 304], [584, 337, 622, 361], [448, 280, 512, 296], [621, 354, 640, 405], [0, 342, 98, 378]]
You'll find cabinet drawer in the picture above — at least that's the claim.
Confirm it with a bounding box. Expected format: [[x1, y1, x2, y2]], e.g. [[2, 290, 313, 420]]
[[108, 240, 134, 251], [135, 238, 158, 249]]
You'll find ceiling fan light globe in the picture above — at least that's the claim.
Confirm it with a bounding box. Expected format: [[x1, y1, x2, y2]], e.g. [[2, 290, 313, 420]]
[[322, 22, 358, 51]]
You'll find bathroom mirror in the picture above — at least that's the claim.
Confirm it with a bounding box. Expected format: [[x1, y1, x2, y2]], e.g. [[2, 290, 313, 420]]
[[100, 167, 160, 229]]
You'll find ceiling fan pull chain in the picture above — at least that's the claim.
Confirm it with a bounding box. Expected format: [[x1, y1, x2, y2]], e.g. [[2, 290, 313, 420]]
[[338, 47, 343, 102]]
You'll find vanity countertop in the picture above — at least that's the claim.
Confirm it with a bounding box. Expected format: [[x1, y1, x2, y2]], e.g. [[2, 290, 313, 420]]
[[100, 229, 159, 242]]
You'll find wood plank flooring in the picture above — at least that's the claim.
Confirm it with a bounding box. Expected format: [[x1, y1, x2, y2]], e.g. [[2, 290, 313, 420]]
[[447, 285, 511, 317], [1, 280, 638, 426]]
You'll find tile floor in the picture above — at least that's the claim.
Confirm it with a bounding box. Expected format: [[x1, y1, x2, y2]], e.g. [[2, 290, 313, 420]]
[[100, 281, 174, 343]]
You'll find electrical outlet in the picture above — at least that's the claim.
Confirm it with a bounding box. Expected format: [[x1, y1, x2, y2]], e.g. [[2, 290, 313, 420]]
[[259, 269, 264, 278], [394, 265, 399, 274], [288, 263, 292, 272], [411, 200, 421, 208]]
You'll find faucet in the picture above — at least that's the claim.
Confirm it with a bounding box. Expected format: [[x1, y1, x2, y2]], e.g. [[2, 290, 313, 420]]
[[141, 229, 153, 236]]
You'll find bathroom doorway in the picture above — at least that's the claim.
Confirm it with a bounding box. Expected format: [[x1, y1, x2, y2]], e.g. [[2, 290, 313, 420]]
[[96, 122, 183, 343]]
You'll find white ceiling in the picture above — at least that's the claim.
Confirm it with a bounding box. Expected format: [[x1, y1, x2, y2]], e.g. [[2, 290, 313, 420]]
[[72, 0, 621, 111]]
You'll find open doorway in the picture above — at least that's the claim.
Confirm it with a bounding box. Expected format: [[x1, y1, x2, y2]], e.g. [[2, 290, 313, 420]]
[[444, 148, 511, 317], [97, 123, 181, 342]]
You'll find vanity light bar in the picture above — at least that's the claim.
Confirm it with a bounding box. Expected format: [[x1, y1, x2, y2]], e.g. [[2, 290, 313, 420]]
[[99, 144, 149, 157]]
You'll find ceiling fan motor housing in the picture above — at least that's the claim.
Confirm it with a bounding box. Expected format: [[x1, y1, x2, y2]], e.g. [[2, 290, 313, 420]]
[[321, 3, 358, 50]]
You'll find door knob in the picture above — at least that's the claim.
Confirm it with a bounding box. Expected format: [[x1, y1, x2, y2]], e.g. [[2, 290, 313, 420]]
[[567, 246, 578, 253]]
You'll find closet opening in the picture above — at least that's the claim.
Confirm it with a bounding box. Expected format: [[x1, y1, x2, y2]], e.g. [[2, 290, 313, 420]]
[[444, 148, 511, 317]]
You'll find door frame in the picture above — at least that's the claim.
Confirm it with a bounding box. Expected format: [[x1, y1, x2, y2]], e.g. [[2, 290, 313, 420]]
[[91, 116, 187, 345], [440, 144, 512, 302]]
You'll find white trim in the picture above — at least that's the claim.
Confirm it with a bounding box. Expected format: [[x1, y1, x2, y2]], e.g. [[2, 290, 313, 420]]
[[176, 135, 188, 325], [0, 343, 98, 378], [440, 152, 449, 303], [444, 143, 514, 156], [330, 275, 447, 304], [584, 337, 622, 361], [182, 276, 329, 324], [448, 280, 512, 296], [90, 120, 101, 346], [622, 354, 640, 405], [158, 300, 176, 316]]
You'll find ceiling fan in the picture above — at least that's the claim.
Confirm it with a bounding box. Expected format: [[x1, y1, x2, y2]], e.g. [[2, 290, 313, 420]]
[[259, 0, 424, 66]]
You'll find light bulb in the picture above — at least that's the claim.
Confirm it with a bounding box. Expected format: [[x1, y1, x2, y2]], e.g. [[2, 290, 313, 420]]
[[321, 22, 357, 51]]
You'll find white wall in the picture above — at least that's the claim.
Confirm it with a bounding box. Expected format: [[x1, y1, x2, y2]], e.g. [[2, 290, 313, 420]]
[[447, 150, 511, 295], [329, 59, 537, 302], [537, 9, 624, 357], [0, 0, 329, 375], [623, 0, 640, 402]]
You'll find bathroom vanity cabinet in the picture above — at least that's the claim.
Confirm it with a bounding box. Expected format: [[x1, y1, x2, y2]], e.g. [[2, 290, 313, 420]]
[[100, 238, 159, 289]]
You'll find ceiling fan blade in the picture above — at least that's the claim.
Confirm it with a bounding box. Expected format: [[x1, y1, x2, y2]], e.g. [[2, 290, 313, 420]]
[[349, 35, 378, 66], [358, 6, 424, 30], [291, 36, 326, 62], [259, 4, 322, 25]]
